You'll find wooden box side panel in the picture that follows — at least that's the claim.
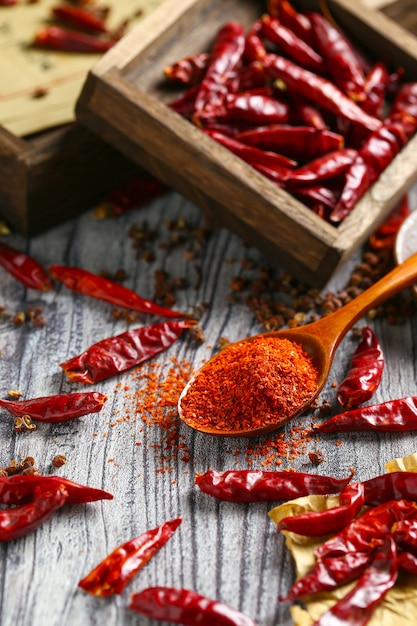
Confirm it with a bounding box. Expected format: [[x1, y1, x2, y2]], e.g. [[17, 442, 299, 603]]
[[0, 128, 29, 233]]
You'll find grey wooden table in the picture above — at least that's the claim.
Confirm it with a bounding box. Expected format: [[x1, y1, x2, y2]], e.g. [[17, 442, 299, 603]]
[[1, 188, 417, 626]]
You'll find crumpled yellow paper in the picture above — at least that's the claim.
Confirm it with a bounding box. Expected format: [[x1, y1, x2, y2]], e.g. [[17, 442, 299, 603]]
[[269, 454, 417, 626], [0, 0, 162, 136]]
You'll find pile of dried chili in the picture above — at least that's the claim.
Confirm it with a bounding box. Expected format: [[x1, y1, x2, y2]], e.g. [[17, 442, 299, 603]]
[[163, 0, 417, 222], [270, 470, 417, 624], [179, 335, 318, 432]]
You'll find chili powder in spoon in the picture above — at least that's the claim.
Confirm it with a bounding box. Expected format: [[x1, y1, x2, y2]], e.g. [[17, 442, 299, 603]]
[[180, 335, 318, 433]]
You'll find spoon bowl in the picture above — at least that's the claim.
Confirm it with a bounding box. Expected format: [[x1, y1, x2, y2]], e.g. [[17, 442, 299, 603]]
[[179, 250, 417, 437]]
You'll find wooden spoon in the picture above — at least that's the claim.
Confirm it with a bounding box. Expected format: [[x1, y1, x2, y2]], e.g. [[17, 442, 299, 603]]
[[178, 250, 417, 437]]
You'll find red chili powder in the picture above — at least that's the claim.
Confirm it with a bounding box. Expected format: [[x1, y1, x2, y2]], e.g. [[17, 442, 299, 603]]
[[180, 336, 319, 432], [120, 356, 195, 471]]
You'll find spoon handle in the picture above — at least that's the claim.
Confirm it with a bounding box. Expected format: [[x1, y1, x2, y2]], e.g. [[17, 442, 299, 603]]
[[305, 250, 417, 354]]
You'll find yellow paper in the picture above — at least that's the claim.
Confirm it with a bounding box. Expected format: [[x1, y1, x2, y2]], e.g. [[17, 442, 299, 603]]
[[269, 456, 417, 625], [0, 0, 162, 136]]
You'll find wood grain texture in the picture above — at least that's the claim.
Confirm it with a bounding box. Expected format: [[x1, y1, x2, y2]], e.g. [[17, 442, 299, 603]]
[[76, 0, 417, 287], [1, 187, 417, 625]]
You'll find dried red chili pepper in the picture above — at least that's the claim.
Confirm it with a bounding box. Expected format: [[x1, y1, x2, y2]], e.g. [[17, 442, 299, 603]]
[[0, 484, 67, 542], [79, 517, 182, 596], [268, 0, 314, 47], [49, 265, 189, 318], [129, 586, 259, 626], [0, 242, 53, 291], [0, 474, 113, 506], [284, 181, 339, 210], [0, 391, 107, 423], [196, 468, 354, 502], [368, 194, 410, 249], [237, 125, 344, 161], [34, 25, 114, 53], [281, 550, 373, 601], [199, 88, 291, 127], [262, 53, 381, 132], [362, 62, 391, 119], [314, 396, 417, 434], [331, 83, 417, 222], [244, 20, 266, 63], [52, 5, 108, 33], [204, 129, 296, 172], [290, 93, 327, 129], [164, 53, 210, 85], [362, 471, 417, 506], [276, 481, 365, 537], [337, 326, 384, 408], [283, 148, 357, 185], [193, 21, 246, 116], [392, 518, 417, 551], [101, 174, 170, 216], [308, 10, 366, 101], [259, 14, 325, 74], [397, 550, 417, 575], [169, 85, 199, 118], [312, 535, 398, 626], [60, 319, 196, 384]]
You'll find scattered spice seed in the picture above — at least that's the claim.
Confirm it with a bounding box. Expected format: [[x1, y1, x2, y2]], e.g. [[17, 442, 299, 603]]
[[14, 415, 37, 433], [51, 455, 67, 468]]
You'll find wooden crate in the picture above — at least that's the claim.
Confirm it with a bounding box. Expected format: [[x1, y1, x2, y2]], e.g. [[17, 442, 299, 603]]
[[76, 0, 417, 286], [0, 123, 140, 237]]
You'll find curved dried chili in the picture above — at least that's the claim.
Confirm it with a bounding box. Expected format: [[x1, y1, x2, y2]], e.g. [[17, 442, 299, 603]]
[[0, 242, 53, 291], [337, 326, 384, 408], [196, 468, 354, 502], [314, 396, 417, 434], [49, 265, 189, 318], [0, 391, 107, 423], [60, 319, 196, 384], [129, 586, 259, 626], [79, 518, 182, 596]]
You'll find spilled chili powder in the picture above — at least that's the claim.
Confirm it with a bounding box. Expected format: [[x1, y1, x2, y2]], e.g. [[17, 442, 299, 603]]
[[180, 335, 319, 432]]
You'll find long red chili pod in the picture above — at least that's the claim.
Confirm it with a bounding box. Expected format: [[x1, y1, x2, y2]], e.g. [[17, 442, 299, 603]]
[[129, 586, 259, 626], [79, 518, 182, 596], [0, 474, 113, 506], [285, 182, 339, 210], [314, 396, 417, 434], [259, 15, 325, 74], [331, 82, 417, 222], [313, 536, 398, 626], [262, 53, 381, 131], [34, 26, 114, 53], [196, 468, 354, 502], [60, 319, 196, 384], [199, 89, 291, 126], [194, 21, 246, 115], [362, 471, 417, 506], [276, 481, 365, 537], [361, 62, 391, 119], [308, 10, 367, 101], [337, 326, 384, 408], [204, 129, 296, 169], [237, 125, 344, 161], [0, 485, 67, 542], [281, 550, 373, 602], [0, 391, 107, 423], [0, 242, 53, 291], [52, 5, 108, 33], [49, 265, 189, 318], [283, 149, 357, 185], [268, 0, 314, 47]]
